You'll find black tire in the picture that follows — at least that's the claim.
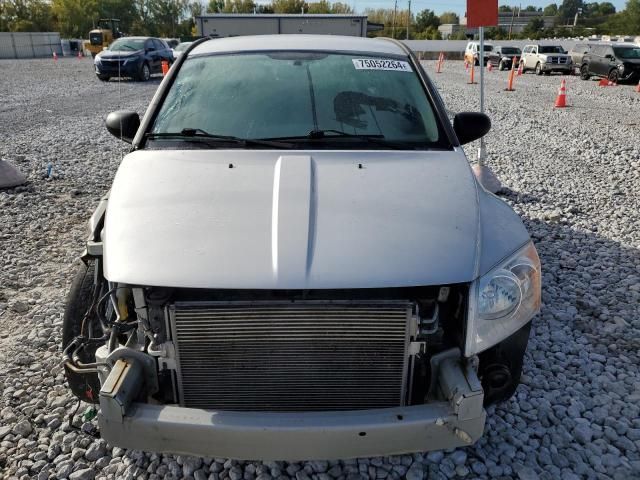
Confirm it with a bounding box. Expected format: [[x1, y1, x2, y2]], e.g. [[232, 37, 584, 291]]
[[520, 61, 526, 73], [96, 74, 110, 82], [62, 261, 101, 404], [608, 69, 619, 84], [535, 63, 543, 75], [498, 60, 505, 71], [136, 62, 151, 82], [580, 65, 591, 80]]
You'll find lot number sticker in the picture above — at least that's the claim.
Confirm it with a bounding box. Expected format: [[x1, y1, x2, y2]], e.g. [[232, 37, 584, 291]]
[[352, 58, 412, 72]]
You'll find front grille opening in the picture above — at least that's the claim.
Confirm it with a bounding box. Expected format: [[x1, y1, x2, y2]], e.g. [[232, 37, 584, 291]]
[[152, 285, 467, 412]]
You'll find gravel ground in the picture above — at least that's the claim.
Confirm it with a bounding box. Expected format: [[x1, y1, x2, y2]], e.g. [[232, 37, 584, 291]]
[[0, 57, 639, 480]]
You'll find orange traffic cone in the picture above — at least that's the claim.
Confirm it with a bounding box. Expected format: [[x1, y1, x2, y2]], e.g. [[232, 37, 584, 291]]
[[161, 60, 169, 76], [436, 52, 443, 73], [52, 51, 58, 61], [505, 62, 516, 91], [465, 61, 469, 72], [516, 60, 523, 76], [468, 62, 476, 84], [487, 61, 493, 72], [598, 78, 609, 87], [77, 50, 82, 59], [636, 80, 640, 93], [554, 79, 567, 108]]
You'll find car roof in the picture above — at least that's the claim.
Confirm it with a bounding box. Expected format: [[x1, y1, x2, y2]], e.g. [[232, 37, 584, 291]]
[[190, 35, 407, 57]]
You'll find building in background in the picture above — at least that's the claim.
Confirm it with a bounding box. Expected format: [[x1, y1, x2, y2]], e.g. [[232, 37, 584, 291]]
[[195, 14, 383, 38]]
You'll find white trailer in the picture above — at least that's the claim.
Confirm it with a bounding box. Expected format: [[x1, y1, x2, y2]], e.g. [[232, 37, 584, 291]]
[[195, 14, 379, 38]]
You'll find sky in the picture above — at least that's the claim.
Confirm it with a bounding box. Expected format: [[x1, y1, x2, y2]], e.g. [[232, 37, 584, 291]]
[[256, 0, 628, 17]]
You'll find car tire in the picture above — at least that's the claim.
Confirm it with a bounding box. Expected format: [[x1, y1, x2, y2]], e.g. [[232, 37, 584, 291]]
[[608, 69, 619, 84], [535, 63, 543, 75], [580, 65, 591, 80], [520, 61, 526, 73], [96, 74, 110, 82], [498, 60, 505, 71], [137, 62, 151, 82], [62, 261, 102, 404]]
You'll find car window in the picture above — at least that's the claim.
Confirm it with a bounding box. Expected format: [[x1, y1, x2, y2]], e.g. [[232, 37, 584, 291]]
[[613, 46, 640, 59], [483, 45, 493, 52], [152, 52, 445, 148], [109, 38, 145, 52], [540, 46, 564, 54], [175, 42, 193, 52], [501, 47, 521, 55]]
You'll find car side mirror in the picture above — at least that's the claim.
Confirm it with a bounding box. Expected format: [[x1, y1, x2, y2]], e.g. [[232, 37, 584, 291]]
[[605, 54, 614, 60], [453, 112, 491, 145], [105, 110, 140, 143]]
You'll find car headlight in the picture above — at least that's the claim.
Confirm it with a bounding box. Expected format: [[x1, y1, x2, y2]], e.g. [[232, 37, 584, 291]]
[[94, 56, 101, 65], [618, 64, 625, 72], [465, 242, 541, 356]]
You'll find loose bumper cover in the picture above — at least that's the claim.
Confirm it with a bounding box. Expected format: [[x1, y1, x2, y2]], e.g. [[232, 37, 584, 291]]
[[98, 352, 486, 460]]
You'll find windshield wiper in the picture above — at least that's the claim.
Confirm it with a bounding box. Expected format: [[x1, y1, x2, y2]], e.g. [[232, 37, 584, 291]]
[[146, 128, 294, 149], [259, 129, 409, 149]]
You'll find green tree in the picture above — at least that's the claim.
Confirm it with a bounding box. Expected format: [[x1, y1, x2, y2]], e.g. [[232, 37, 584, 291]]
[[3, 0, 54, 31], [522, 17, 545, 37], [415, 9, 439, 32], [52, 0, 98, 37], [272, 0, 307, 13], [498, 5, 513, 12], [558, 0, 583, 22], [208, 0, 224, 12], [543, 3, 559, 15], [307, 0, 331, 13], [439, 11, 459, 24], [330, 2, 353, 13]]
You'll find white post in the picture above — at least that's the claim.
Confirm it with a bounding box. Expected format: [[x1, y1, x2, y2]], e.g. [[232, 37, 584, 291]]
[[478, 26, 486, 168]]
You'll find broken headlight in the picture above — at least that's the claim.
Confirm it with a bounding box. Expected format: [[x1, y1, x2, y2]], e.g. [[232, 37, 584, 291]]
[[465, 242, 541, 356]]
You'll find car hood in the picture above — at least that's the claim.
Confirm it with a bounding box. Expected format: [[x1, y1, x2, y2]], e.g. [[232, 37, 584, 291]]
[[99, 50, 142, 59], [103, 150, 528, 289]]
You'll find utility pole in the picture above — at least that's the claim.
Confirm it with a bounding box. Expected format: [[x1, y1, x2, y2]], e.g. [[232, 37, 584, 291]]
[[406, 0, 411, 40], [392, 0, 398, 39]]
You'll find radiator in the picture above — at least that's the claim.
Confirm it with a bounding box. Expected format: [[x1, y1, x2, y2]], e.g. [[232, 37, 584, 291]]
[[170, 301, 412, 411]]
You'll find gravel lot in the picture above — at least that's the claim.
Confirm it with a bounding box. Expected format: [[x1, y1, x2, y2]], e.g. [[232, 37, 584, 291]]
[[1, 57, 639, 480]]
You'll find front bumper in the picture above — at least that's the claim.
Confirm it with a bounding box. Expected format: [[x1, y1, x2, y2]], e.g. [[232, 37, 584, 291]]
[[95, 61, 139, 77], [98, 352, 486, 460], [541, 62, 572, 72]]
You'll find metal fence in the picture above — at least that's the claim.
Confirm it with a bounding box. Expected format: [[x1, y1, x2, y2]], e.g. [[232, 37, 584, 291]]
[[0, 32, 62, 59]]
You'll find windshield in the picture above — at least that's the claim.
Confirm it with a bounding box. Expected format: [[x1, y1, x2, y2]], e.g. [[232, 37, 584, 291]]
[[540, 46, 564, 54], [483, 45, 493, 52], [175, 42, 192, 52], [501, 47, 521, 55], [613, 47, 640, 59], [109, 38, 145, 51], [151, 52, 445, 149]]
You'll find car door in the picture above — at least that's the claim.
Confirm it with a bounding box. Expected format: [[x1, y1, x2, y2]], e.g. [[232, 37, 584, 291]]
[[590, 46, 605, 76], [602, 46, 617, 76], [143, 39, 157, 73]]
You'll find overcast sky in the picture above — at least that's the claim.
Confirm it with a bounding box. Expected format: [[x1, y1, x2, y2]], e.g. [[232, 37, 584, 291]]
[[254, 0, 627, 17]]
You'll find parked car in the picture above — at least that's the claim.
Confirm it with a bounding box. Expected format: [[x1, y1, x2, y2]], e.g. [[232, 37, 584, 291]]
[[569, 42, 592, 65], [465, 41, 494, 66], [64, 35, 541, 460], [171, 41, 193, 59], [520, 44, 573, 75], [487, 46, 522, 70], [580, 43, 640, 83], [93, 36, 174, 82]]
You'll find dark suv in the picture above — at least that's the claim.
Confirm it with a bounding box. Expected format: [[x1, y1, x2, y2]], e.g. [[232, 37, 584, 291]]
[[94, 36, 174, 82], [487, 46, 522, 71], [580, 44, 640, 84]]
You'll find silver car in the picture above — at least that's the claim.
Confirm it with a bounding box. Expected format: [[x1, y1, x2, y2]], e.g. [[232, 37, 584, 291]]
[[521, 44, 573, 75], [63, 35, 541, 460]]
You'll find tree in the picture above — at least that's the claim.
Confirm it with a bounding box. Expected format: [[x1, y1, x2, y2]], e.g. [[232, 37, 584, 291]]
[[208, 0, 224, 12], [272, 0, 307, 13], [52, 0, 98, 37], [307, 0, 331, 13], [543, 3, 559, 15], [415, 9, 439, 32], [498, 5, 513, 12], [523, 5, 539, 11], [3, 0, 54, 32], [558, 0, 583, 22], [522, 17, 545, 37], [330, 2, 353, 13], [439, 11, 459, 24]]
